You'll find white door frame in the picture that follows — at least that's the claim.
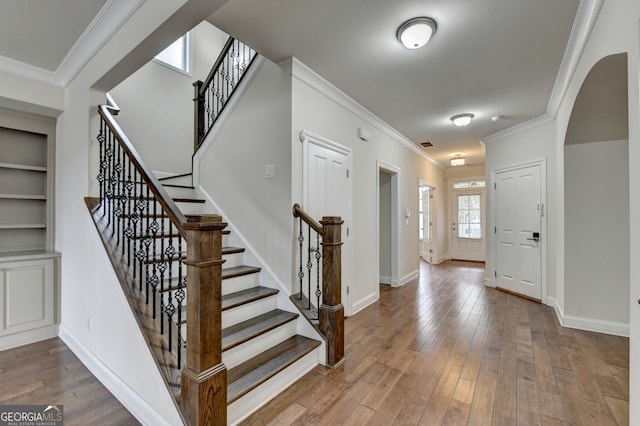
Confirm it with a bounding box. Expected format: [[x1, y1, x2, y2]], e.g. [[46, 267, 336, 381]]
[[300, 129, 353, 316], [449, 176, 486, 262], [491, 158, 548, 304], [376, 161, 401, 287], [419, 179, 437, 263]]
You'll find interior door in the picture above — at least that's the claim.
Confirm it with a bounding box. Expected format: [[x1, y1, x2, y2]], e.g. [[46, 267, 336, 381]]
[[419, 185, 433, 263], [450, 190, 486, 261], [305, 140, 351, 315], [495, 164, 542, 300]]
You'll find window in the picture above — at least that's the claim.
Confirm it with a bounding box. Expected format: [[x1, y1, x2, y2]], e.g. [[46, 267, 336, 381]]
[[453, 180, 485, 189], [457, 194, 481, 239], [154, 33, 191, 74]]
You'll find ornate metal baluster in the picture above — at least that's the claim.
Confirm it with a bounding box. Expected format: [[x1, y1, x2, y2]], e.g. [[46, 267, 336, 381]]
[[315, 232, 322, 315], [165, 221, 176, 353], [124, 159, 134, 268], [97, 122, 106, 210], [149, 201, 160, 319], [307, 226, 312, 310], [158, 210, 167, 336], [175, 235, 185, 369], [297, 217, 304, 300]]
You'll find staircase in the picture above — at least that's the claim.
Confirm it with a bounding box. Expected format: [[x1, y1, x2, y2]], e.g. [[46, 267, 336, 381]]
[[159, 174, 321, 424]]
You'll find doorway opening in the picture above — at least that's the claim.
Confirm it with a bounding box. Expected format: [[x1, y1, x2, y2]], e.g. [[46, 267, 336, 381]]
[[377, 161, 400, 287], [419, 180, 435, 264]]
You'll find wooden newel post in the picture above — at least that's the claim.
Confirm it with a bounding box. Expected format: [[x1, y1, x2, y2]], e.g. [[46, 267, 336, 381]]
[[181, 215, 227, 425], [319, 216, 345, 367], [193, 80, 204, 151]]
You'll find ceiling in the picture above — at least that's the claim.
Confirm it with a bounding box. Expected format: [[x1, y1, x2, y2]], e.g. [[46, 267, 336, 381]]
[[0, 0, 584, 168], [207, 0, 582, 167]]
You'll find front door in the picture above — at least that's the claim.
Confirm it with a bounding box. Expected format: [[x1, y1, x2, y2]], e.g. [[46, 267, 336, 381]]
[[450, 189, 486, 261], [495, 164, 543, 300]]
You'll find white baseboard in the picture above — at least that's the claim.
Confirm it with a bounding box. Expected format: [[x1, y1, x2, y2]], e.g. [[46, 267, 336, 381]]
[[546, 297, 629, 337], [483, 278, 495, 288], [58, 325, 173, 426], [398, 270, 419, 287], [379, 275, 392, 285], [0, 324, 58, 351], [351, 292, 378, 316]]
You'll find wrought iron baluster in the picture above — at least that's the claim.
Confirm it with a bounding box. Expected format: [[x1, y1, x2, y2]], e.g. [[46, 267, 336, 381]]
[[165, 220, 176, 353], [307, 226, 312, 310], [158, 210, 167, 336], [297, 217, 304, 300], [149, 200, 160, 319], [315, 232, 321, 313], [176, 235, 185, 369]]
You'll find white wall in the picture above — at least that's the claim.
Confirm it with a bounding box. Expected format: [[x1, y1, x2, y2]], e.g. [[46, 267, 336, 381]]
[[379, 171, 392, 282], [485, 0, 640, 421], [110, 21, 228, 175], [565, 139, 629, 324], [197, 59, 293, 290], [288, 59, 445, 314]]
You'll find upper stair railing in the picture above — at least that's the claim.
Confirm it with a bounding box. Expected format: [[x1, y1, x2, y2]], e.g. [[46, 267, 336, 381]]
[[89, 94, 227, 425], [292, 204, 345, 367], [193, 37, 257, 150]]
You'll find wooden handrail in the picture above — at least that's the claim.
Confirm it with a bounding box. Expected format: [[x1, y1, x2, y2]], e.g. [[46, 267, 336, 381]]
[[99, 95, 187, 236], [198, 37, 235, 98], [293, 203, 323, 234]]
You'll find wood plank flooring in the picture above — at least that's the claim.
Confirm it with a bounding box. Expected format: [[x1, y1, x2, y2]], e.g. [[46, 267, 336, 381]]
[[0, 337, 139, 425], [241, 260, 629, 425]]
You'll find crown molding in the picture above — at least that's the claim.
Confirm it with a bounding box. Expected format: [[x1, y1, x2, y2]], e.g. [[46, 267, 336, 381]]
[[57, 0, 146, 87], [0, 55, 61, 87], [281, 57, 444, 169], [482, 0, 603, 145], [545, 0, 604, 117], [481, 113, 554, 144]]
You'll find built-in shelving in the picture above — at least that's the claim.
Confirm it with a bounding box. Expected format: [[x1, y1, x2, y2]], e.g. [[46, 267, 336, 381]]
[[0, 121, 52, 254], [0, 110, 59, 350]]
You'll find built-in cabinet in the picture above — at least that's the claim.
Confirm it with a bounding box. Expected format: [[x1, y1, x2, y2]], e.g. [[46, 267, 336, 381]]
[[0, 109, 60, 350]]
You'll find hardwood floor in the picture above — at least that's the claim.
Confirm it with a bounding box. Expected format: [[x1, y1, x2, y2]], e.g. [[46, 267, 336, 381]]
[[241, 260, 629, 425], [0, 337, 139, 425]]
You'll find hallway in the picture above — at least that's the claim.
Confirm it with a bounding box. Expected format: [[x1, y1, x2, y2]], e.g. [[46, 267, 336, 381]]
[[242, 261, 629, 425]]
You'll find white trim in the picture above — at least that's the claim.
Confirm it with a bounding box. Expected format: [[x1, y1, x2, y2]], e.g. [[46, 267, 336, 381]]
[[481, 114, 554, 144], [351, 293, 379, 316], [57, 0, 146, 87], [300, 129, 354, 316], [491, 158, 548, 304], [58, 325, 173, 426], [545, 0, 604, 116], [376, 161, 401, 289], [282, 57, 443, 169], [0, 55, 61, 87], [482, 0, 603, 145], [379, 275, 392, 285], [547, 297, 629, 337], [192, 56, 266, 185], [399, 270, 419, 287]]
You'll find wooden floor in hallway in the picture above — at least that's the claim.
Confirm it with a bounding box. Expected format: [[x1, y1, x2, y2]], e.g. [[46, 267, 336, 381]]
[[0, 337, 139, 425], [241, 260, 629, 425]]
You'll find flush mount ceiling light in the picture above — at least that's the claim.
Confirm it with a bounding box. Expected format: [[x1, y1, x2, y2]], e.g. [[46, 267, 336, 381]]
[[397, 17, 437, 49], [451, 113, 474, 127], [450, 153, 465, 167]]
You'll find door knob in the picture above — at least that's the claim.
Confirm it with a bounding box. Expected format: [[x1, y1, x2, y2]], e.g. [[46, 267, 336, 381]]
[[527, 232, 540, 242]]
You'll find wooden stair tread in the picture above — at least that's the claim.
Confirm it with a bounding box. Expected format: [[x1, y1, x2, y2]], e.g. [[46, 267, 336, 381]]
[[222, 309, 298, 352], [222, 286, 279, 311], [161, 184, 194, 189], [227, 335, 321, 404], [222, 265, 261, 280], [223, 246, 245, 255], [172, 197, 205, 204]]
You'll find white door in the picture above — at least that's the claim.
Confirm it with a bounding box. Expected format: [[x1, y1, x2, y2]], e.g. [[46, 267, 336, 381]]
[[305, 138, 352, 315], [495, 164, 542, 300], [450, 190, 486, 261], [419, 185, 433, 263]]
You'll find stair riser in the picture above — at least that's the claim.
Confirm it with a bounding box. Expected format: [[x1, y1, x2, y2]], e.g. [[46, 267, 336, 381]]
[[222, 321, 297, 370], [227, 348, 320, 425], [162, 186, 200, 200], [222, 252, 244, 269], [222, 273, 260, 296], [223, 296, 278, 329]]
